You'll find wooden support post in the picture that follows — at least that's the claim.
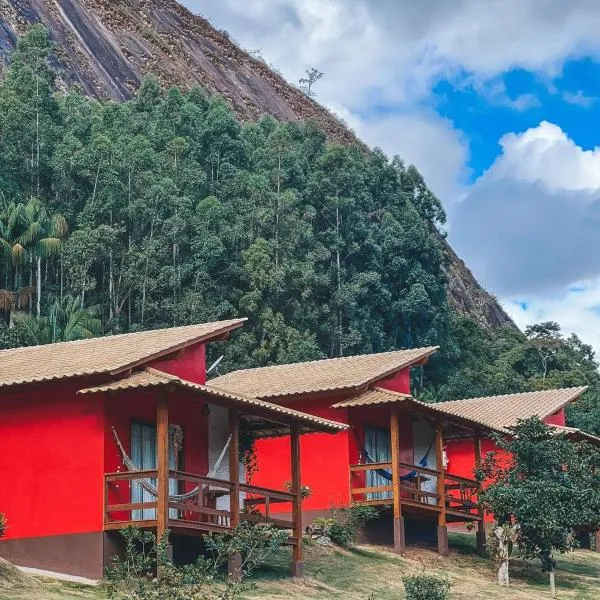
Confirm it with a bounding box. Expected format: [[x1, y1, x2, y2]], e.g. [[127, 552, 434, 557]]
[[595, 530, 600, 553], [474, 432, 487, 554], [156, 392, 171, 573], [229, 409, 240, 528], [390, 406, 405, 554], [290, 425, 304, 577], [435, 420, 448, 555], [228, 409, 242, 583]]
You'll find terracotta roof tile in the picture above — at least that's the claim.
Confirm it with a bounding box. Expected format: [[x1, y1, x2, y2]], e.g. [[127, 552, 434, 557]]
[[78, 368, 348, 435], [549, 424, 600, 446], [332, 388, 413, 407], [334, 388, 501, 433], [210, 347, 439, 399], [0, 319, 245, 388], [436, 387, 588, 430]]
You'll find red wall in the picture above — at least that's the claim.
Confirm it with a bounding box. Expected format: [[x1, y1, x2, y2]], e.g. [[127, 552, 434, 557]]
[[0, 383, 105, 540], [251, 367, 415, 515], [104, 388, 209, 513], [252, 396, 353, 512], [544, 408, 566, 427], [150, 344, 206, 384], [377, 369, 411, 394]]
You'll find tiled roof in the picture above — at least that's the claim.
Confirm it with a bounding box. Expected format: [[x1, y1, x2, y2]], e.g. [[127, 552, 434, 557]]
[[436, 387, 588, 430], [0, 319, 246, 389], [332, 388, 413, 407], [78, 368, 348, 436], [210, 347, 439, 400], [333, 388, 501, 433], [550, 424, 600, 446]]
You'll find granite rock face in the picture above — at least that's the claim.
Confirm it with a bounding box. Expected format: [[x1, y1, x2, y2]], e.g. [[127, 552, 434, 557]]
[[0, 0, 515, 329]]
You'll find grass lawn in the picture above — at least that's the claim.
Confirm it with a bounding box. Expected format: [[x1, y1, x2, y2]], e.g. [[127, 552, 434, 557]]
[[1, 533, 599, 599]]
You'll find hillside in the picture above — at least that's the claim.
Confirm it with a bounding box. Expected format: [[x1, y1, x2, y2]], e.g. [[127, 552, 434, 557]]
[[2, 534, 600, 599], [0, 0, 514, 330]]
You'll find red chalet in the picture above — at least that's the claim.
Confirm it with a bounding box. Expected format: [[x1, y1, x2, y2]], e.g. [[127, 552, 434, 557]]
[[440, 387, 593, 510], [0, 320, 347, 580], [211, 348, 502, 555]]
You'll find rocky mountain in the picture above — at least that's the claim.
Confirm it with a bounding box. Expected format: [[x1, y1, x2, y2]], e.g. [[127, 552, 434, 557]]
[[0, 0, 515, 329]]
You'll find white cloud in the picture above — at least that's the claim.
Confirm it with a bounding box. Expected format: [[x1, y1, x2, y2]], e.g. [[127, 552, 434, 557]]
[[450, 122, 600, 296], [504, 280, 600, 353], [352, 111, 471, 202], [183, 0, 600, 201], [563, 90, 597, 107], [486, 121, 600, 191]]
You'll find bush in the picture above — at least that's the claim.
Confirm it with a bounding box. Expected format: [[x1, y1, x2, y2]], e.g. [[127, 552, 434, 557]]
[[104, 523, 287, 600], [403, 573, 452, 600], [0, 513, 6, 537], [311, 505, 378, 548]]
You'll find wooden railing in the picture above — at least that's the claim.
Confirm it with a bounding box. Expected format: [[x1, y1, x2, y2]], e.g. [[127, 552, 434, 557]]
[[349, 461, 480, 519], [104, 470, 297, 534]]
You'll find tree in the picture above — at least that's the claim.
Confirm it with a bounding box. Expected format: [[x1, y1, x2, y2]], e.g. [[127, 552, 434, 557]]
[[299, 68, 324, 96], [0, 197, 66, 320], [479, 418, 600, 596], [13, 294, 101, 344]]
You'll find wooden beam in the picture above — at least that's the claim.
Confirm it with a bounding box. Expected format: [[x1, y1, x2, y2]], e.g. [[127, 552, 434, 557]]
[[390, 406, 405, 554], [290, 425, 304, 577], [229, 409, 240, 528], [228, 408, 242, 583], [474, 432, 486, 554], [435, 419, 448, 555], [156, 393, 170, 546]]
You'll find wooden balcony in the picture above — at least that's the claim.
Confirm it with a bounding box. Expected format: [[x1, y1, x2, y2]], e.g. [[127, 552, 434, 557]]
[[104, 469, 299, 545], [349, 461, 481, 522]]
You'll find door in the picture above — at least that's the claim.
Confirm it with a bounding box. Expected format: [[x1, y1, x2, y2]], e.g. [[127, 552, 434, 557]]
[[131, 422, 178, 520], [412, 417, 437, 505], [364, 426, 392, 500]]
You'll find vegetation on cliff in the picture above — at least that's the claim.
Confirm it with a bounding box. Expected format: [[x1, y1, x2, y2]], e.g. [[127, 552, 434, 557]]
[[1, 27, 600, 430]]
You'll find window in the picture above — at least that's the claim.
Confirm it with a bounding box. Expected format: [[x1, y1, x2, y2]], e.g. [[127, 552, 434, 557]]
[[364, 426, 392, 500], [130, 422, 178, 520]]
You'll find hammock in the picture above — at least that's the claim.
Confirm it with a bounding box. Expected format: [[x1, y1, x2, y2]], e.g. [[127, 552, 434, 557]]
[[112, 427, 232, 502], [362, 436, 436, 482]]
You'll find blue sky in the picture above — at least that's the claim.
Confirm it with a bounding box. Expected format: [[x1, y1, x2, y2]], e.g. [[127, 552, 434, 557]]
[[184, 0, 600, 351], [433, 60, 600, 180]]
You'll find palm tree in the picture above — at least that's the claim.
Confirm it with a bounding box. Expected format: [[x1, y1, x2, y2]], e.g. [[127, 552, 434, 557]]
[[0, 197, 68, 319], [13, 295, 101, 344]]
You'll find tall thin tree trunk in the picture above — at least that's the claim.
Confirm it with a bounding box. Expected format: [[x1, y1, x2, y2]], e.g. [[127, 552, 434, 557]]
[[60, 253, 64, 301], [35, 62, 40, 197], [36, 256, 41, 317], [336, 201, 342, 357], [141, 214, 156, 326]]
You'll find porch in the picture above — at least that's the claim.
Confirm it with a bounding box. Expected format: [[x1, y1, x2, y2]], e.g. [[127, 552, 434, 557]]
[[80, 368, 348, 577], [334, 388, 495, 555]]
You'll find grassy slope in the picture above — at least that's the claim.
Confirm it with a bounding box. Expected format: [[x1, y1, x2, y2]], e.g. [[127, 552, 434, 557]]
[[2, 534, 599, 600]]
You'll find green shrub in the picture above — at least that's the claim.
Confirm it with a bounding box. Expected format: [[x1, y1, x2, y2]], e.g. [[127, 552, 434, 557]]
[[0, 513, 6, 537], [312, 505, 379, 548], [403, 573, 452, 600], [104, 523, 287, 600]]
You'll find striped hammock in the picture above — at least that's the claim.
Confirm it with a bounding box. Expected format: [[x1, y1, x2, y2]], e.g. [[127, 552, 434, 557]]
[[112, 427, 232, 502]]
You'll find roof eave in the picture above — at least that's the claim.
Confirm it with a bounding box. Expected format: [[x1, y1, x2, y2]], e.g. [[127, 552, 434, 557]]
[[108, 319, 246, 376]]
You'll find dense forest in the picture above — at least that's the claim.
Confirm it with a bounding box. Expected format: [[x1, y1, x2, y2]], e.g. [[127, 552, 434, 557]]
[[1, 26, 599, 432]]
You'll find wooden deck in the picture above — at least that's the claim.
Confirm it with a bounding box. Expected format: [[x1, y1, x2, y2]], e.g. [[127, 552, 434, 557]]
[[350, 460, 481, 523], [104, 469, 299, 546]]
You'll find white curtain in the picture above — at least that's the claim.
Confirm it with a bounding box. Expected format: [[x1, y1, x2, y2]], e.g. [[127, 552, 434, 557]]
[[131, 422, 178, 520], [412, 417, 437, 505], [365, 426, 392, 500]]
